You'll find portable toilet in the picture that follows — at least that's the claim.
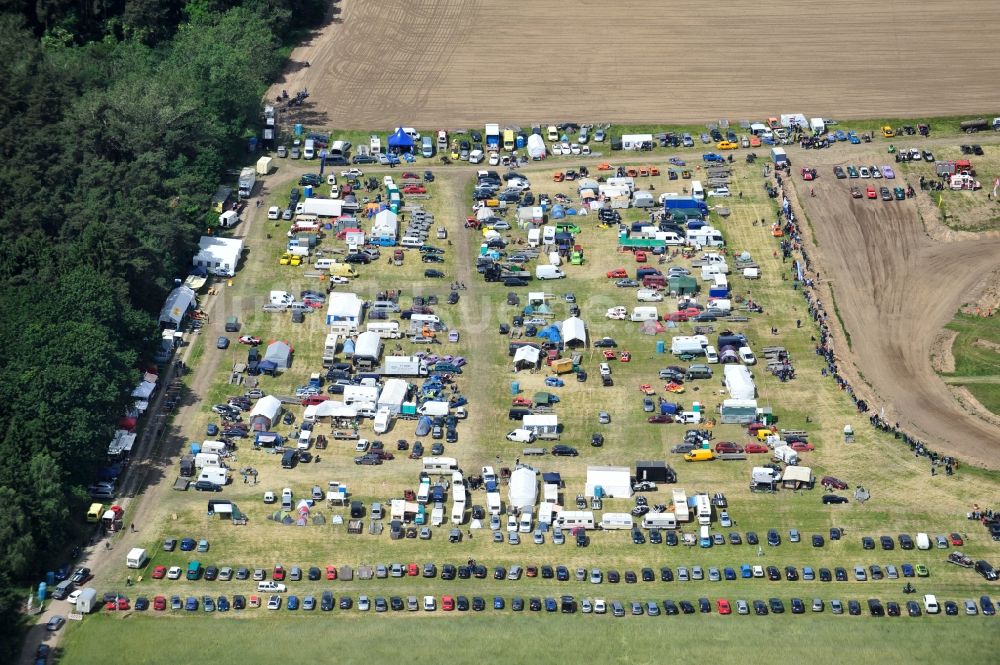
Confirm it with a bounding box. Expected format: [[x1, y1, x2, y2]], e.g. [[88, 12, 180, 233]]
[[511, 381, 520, 395], [190, 442, 201, 455], [46, 571, 55, 586], [38, 582, 47, 601], [594, 486, 604, 499], [656, 340, 665, 353], [342, 338, 355, 356], [295, 123, 303, 136], [516, 134, 526, 149], [304, 185, 313, 198]]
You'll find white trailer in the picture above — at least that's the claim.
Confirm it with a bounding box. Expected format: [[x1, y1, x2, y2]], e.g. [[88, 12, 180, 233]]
[[695, 493, 712, 525], [557, 511, 595, 530], [642, 513, 678, 529], [126, 547, 148, 569], [672, 489, 690, 522], [600, 513, 634, 530], [486, 490, 502, 515]]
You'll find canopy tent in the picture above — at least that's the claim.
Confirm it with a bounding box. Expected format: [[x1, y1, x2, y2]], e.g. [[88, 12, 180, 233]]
[[561, 316, 586, 347], [249, 395, 281, 431], [639, 320, 666, 335], [386, 128, 415, 152], [513, 345, 541, 370], [508, 467, 538, 509], [305, 401, 358, 420], [668, 276, 699, 295], [263, 341, 293, 369]]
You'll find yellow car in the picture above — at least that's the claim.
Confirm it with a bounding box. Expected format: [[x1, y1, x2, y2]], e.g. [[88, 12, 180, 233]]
[[289, 255, 302, 266], [881, 126, 895, 138], [716, 141, 738, 150], [278, 253, 291, 266]]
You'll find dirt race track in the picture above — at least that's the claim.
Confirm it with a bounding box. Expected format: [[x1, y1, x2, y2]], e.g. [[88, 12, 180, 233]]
[[792, 146, 1000, 468], [278, 0, 1000, 128]]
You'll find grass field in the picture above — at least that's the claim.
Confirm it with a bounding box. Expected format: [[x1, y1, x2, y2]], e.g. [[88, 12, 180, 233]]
[[59, 612, 999, 665], [53, 139, 1000, 663], [941, 313, 1000, 415]]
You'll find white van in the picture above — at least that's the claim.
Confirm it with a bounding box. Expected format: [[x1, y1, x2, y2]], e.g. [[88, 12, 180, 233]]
[[704, 345, 719, 364], [923, 594, 939, 614], [519, 510, 533, 533], [269, 290, 294, 306], [738, 347, 757, 365], [915, 532, 931, 550], [542, 225, 556, 245], [506, 429, 536, 443], [303, 139, 315, 160], [691, 180, 705, 201], [400, 236, 423, 248], [535, 265, 565, 280], [699, 525, 712, 547], [411, 313, 441, 327], [281, 488, 293, 511], [636, 289, 663, 302]]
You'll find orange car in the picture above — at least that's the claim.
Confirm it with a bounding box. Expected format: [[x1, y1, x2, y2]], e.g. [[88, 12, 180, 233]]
[[552, 172, 564, 182], [597, 162, 612, 171]]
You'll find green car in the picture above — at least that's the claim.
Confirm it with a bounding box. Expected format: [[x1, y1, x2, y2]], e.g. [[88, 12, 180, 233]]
[[915, 564, 929, 577], [847, 165, 859, 178], [893, 187, 906, 200]]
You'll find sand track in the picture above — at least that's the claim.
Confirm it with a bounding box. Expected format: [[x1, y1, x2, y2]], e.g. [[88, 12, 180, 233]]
[[792, 147, 1000, 468]]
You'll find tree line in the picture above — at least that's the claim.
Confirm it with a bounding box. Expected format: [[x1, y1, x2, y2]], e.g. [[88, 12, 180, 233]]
[[0, 0, 325, 656]]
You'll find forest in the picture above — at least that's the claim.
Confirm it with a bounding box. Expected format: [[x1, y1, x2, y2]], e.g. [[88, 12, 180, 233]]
[[0, 0, 325, 656]]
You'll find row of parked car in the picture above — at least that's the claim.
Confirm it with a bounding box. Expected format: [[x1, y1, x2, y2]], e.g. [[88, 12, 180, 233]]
[[113, 592, 999, 618]]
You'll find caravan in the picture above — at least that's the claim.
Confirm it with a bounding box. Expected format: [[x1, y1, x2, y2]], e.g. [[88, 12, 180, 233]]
[[642, 513, 678, 530]]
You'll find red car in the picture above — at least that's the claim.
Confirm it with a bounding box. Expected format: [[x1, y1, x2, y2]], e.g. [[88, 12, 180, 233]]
[[407, 563, 419, 577], [401, 172, 419, 180], [666, 312, 689, 322], [635, 251, 647, 263], [153, 595, 166, 611], [105, 598, 130, 611], [273, 565, 286, 581], [715, 441, 743, 454], [326, 565, 337, 580], [606, 268, 628, 278], [238, 335, 262, 346], [866, 185, 877, 199], [821, 476, 848, 490], [717, 599, 731, 615], [745, 442, 769, 454], [151, 565, 167, 579], [801, 167, 817, 181], [526, 566, 538, 577], [402, 185, 427, 194], [442, 595, 454, 611], [950, 533, 964, 546], [789, 441, 814, 452], [648, 414, 672, 424], [302, 395, 331, 406]]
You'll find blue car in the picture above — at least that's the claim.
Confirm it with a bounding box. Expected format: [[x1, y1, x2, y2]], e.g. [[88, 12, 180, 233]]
[[848, 132, 861, 144], [741, 564, 752, 579], [724, 567, 737, 581], [834, 130, 848, 142], [901, 563, 915, 578], [185, 597, 198, 612], [544, 377, 564, 387], [494, 596, 505, 610], [287, 595, 299, 611], [217, 596, 229, 612], [544, 597, 557, 612], [180, 538, 196, 551], [170, 595, 182, 610]]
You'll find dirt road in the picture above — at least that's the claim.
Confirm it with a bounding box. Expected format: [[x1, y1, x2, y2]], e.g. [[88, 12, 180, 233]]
[[275, 0, 1000, 128], [788, 142, 1000, 468]]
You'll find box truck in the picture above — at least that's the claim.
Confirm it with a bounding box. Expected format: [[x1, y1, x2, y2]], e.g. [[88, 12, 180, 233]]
[[238, 167, 256, 199]]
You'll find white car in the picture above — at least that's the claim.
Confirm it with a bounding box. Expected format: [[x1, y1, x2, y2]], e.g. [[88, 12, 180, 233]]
[[858, 166, 871, 178], [560, 141, 571, 153], [491, 221, 511, 231], [423, 595, 436, 611], [326, 174, 337, 185], [581, 145, 591, 156], [340, 168, 363, 178], [263, 491, 276, 504], [550, 143, 563, 156], [708, 187, 731, 197], [719, 511, 732, 527], [599, 362, 612, 377], [267, 206, 280, 220], [594, 598, 607, 614], [330, 184, 340, 198], [329, 276, 350, 284], [267, 595, 281, 610], [488, 152, 500, 165], [605, 306, 627, 320], [570, 143, 581, 155], [752, 565, 764, 578], [66, 589, 83, 604], [738, 347, 757, 365], [167, 566, 182, 580], [358, 595, 370, 611]]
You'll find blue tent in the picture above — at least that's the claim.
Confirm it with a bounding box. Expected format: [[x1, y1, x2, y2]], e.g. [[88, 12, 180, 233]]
[[386, 128, 415, 152], [537, 325, 562, 343]]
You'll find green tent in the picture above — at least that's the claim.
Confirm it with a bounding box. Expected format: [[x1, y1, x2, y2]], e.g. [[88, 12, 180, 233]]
[[668, 275, 699, 295], [619, 237, 665, 249]]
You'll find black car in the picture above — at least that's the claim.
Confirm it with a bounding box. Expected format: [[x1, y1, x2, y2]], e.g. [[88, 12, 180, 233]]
[[746, 532, 759, 546], [441, 565, 456, 580], [665, 531, 678, 546], [790, 598, 805, 614], [769, 598, 785, 614], [641, 568, 655, 582], [321, 592, 334, 611], [529, 597, 542, 612], [556, 566, 570, 582], [512, 597, 524, 612], [767, 529, 781, 546], [624, 571, 637, 584], [473, 565, 488, 579], [862, 536, 875, 550], [660, 567, 674, 582], [456, 596, 469, 612], [898, 534, 914, 550], [631, 529, 645, 545], [944, 601, 959, 616], [886, 601, 900, 617], [607, 570, 620, 584], [352, 155, 377, 164], [785, 566, 799, 581], [494, 567, 506, 580], [880, 535, 894, 550], [835, 567, 848, 582], [812, 534, 825, 548], [576, 531, 588, 547], [540, 565, 554, 579], [233, 595, 246, 610], [204, 566, 218, 581], [424, 269, 445, 278], [819, 568, 832, 582], [649, 530, 662, 545], [847, 600, 861, 616], [457, 565, 471, 579], [390, 596, 404, 611], [472, 596, 485, 612], [868, 599, 885, 617], [766, 566, 781, 581], [679, 600, 695, 614], [339, 597, 353, 610], [823, 495, 849, 504], [906, 601, 921, 617], [551, 445, 578, 457], [753, 600, 768, 615], [71, 567, 91, 584], [345, 253, 370, 264], [194, 481, 222, 492], [593, 337, 617, 348], [663, 600, 679, 615]]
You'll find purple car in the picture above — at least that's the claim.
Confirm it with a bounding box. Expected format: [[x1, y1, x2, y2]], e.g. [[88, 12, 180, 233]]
[[881, 165, 895, 179]]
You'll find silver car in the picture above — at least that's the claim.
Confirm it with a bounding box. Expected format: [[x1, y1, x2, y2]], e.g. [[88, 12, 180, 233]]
[[735, 599, 749, 615]]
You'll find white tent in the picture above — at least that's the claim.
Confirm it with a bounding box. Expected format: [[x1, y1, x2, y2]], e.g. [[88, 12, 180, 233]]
[[526, 134, 546, 159], [371, 210, 398, 239], [193, 236, 243, 277], [561, 316, 586, 347], [305, 401, 357, 420], [508, 467, 538, 509], [585, 466, 633, 498], [513, 345, 540, 370], [263, 341, 293, 369], [250, 395, 281, 423]]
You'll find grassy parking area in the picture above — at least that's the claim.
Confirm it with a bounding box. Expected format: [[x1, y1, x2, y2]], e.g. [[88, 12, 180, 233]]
[[61, 140, 1000, 662]]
